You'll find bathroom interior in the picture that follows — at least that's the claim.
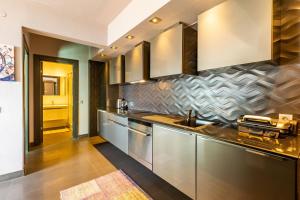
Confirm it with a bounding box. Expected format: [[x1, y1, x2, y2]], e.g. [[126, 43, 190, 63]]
[[42, 61, 73, 138]]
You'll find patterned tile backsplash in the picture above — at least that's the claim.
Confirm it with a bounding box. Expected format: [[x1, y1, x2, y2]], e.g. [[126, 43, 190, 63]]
[[120, 62, 300, 125]]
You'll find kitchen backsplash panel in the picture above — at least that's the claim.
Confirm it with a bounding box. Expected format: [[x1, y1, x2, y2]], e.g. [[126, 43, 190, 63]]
[[120, 62, 300, 125]]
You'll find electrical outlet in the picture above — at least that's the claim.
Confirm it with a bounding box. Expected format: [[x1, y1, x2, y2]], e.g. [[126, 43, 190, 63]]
[[279, 114, 293, 121]]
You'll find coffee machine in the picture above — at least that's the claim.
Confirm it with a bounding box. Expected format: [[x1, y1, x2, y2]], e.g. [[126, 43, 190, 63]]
[[116, 98, 128, 110]]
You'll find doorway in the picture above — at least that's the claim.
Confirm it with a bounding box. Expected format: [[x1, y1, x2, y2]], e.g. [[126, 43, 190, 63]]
[[33, 55, 79, 146]]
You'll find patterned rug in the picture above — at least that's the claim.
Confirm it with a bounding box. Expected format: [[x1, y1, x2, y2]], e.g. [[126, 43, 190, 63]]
[[60, 170, 152, 200]]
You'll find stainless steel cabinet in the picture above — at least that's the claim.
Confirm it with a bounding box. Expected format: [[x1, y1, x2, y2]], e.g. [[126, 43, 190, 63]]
[[197, 136, 296, 200], [197, 0, 272, 70], [153, 124, 196, 199], [125, 41, 150, 83], [109, 55, 125, 85], [98, 110, 111, 141], [98, 110, 128, 154], [109, 117, 128, 154], [150, 23, 197, 78]]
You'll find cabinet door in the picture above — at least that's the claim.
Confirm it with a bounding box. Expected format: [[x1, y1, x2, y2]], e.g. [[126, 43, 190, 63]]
[[109, 55, 124, 85], [150, 24, 183, 78], [99, 111, 110, 141], [197, 136, 296, 200], [153, 124, 196, 199], [125, 44, 144, 82], [109, 119, 128, 154], [197, 0, 272, 70]]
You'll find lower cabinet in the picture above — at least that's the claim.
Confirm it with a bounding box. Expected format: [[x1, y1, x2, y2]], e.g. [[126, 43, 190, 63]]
[[98, 110, 111, 141], [109, 119, 128, 154], [98, 110, 128, 154], [153, 124, 196, 199], [197, 136, 296, 200]]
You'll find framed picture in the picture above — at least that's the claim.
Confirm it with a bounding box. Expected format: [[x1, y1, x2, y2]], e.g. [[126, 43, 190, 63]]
[[0, 44, 15, 81]]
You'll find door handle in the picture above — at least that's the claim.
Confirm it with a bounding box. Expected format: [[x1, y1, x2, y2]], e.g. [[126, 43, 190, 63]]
[[128, 127, 151, 136]]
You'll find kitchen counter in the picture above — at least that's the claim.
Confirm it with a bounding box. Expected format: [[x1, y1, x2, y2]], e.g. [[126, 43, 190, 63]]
[[98, 108, 300, 159]]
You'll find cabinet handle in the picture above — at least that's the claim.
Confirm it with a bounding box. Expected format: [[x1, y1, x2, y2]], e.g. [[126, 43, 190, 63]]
[[245, 149, 287, 161], [108, 119, 127, 127], [245, 149, 267, 157], [128, 127, 151, 136]]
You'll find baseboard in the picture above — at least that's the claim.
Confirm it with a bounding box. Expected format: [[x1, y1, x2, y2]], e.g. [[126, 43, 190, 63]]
[[0, 170, 24, 182]]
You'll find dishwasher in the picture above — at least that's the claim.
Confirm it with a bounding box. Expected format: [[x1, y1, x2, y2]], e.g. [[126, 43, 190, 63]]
[[128, 118, 153, 170]]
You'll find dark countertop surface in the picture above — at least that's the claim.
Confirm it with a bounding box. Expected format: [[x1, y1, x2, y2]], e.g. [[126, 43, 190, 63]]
[[98, 108, 300, 159]]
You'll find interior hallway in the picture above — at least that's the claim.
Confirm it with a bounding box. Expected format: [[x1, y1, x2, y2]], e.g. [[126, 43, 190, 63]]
[[0, 135, 116, 200]]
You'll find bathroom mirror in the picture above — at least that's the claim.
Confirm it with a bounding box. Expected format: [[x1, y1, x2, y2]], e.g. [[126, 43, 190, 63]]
[[43, 76, 61, 96]]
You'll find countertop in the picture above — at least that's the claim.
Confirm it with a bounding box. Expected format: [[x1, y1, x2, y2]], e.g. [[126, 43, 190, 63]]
[[98, 108, 300, 159]]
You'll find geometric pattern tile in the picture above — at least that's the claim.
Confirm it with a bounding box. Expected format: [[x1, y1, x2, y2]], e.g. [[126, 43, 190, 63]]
[[120, 62, 300, 125]]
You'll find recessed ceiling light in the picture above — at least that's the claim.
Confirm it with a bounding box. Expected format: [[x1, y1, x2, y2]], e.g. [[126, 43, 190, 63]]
[[100, 53, 106, 57], [149, 17, 162, 24], [111, 46, 118, 50], [125, 35, 135, 40]]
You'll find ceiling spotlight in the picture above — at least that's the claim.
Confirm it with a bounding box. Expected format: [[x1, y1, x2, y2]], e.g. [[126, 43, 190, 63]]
[[100, 53, 106, 57], [149, 17, 162, 24], [125, 35, 135, 40], [111, 46, 118, 50]]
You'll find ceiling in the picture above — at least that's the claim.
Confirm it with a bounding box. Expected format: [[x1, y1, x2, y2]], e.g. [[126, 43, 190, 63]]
[[94, 0, 225, 61], [27, 0, 132, 26]]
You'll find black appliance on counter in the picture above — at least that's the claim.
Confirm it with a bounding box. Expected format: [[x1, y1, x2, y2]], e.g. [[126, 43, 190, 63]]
[[237, 115, 298, 138]]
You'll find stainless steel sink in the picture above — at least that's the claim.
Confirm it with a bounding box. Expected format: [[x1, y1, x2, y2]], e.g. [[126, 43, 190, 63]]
[[174, 119, 215, 128]]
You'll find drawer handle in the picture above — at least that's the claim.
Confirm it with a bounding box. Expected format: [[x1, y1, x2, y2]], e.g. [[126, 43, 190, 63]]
[[128, 128, 151, 136], [245, 149, 287, 161], [245, 149, 267, 157], [108, 119, 127, 127]]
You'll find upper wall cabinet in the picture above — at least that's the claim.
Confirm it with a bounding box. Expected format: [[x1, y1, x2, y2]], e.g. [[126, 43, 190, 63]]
[[109, 55, 125, 85], [197, 0, 272, 70], [125, 41, 150, 83], [150, 23, 197, 78]]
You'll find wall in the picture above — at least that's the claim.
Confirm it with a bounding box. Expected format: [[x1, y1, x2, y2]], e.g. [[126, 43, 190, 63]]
[[0, 82, 23, 177], [29, 34, 92, 142], [121, 62, 300, 124], [0, 0, 106, 177], [120, 0, 300, 125]]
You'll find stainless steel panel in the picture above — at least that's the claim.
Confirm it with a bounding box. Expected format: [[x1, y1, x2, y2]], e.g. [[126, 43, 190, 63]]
[[110, 114, 128, 126], [109, 56, 123, 85], [110, 119, 128, 154], [98, 111, 110, 141], [125, 43, 144, 82], [150, 24, 183, 78], [197, 136, 296, 200], [128, 120, 152, 134], [128, 128, 152, 169], [153, 124, 196, 199]]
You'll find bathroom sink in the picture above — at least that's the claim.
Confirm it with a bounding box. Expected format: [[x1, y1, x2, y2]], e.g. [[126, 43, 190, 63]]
[[174, 119, 215, 128]]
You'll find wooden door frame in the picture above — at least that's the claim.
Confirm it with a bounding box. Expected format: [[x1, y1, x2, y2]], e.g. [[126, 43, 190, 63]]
[[23, 35, 30, 153], [88, 60, 106, 137], [33, 55, 79, 145]]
